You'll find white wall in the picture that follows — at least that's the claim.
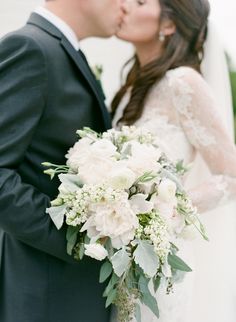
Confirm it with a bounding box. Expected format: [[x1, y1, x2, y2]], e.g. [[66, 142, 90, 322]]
[[0, 0, 235, 101]]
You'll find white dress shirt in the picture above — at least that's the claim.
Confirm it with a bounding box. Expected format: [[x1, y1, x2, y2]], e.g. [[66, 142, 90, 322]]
[[34, 6, 80, 51]]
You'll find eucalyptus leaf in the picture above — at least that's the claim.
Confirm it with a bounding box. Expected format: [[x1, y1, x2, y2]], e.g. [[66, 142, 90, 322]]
[[168, 253, 192, 272], [79, 243, 85, 260], [103, 273, 119, 297], [138, 274, 150, 295], [126, 268, 138, 289], [142, 292, 159, 318], [153, 276, 161, 293], [99, 261, 113, 283], [139, 275, 159, 318], [105, 288, 117, 308], [66, 226, 79, 255], [111, 248, 131, 277], [135, 303, 142, 322], [46, 204, 67, 229], [134, 240, 159, 277]]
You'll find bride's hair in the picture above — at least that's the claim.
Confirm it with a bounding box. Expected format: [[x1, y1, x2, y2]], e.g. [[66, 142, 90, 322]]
[[111, 0, 210, 125]]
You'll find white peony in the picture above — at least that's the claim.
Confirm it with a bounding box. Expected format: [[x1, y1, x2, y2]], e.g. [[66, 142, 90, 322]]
[[84, 243, 108, 261], [81, 194, 139, 249]]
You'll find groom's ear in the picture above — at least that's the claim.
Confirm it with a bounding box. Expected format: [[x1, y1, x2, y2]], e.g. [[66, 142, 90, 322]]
[[160, 19, 176, 37]]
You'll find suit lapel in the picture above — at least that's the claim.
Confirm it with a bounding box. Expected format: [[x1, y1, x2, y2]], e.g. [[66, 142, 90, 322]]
[[27, 13, 111, 129]]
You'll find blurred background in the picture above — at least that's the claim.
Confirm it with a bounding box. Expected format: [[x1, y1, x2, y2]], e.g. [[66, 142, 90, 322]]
[[0, 0, 236, 137]]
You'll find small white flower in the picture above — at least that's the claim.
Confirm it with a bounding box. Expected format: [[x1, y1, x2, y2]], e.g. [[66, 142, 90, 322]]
[[84, 243, 108, 261]]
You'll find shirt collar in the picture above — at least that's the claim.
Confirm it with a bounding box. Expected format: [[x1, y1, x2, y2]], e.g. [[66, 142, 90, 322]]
[[34, 6, 80, 51]]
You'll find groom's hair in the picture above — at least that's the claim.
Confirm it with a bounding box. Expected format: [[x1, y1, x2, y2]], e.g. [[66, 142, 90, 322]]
[[112, 0, 210, 125]]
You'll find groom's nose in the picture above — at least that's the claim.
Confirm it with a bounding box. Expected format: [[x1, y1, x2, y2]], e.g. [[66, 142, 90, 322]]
[[121, 0, 131, 14]]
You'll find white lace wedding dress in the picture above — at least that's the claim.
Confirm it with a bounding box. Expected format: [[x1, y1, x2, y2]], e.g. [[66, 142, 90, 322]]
[[112, 66, 236, 322]]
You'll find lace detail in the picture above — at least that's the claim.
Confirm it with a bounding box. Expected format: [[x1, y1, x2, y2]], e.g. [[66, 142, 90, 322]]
[[167, 69, 216, 148], [113, 65, 236, 214]]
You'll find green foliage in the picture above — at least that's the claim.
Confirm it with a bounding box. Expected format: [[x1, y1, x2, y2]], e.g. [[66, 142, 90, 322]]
[[99, 261, 113, 283], [230, 71, 236, 141]]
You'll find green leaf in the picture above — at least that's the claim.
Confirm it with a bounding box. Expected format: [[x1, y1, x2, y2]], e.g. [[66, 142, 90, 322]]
[[66, 226, 79, 255], [153, 276, 161, 293], [111, 247, 131, 277], [139, 275, 159, 318], [134, 303, 142, 322], [58, 173, 83, 191], [103, 273, 119, 297], [99, 261, 113, 283], [138, 274, 150, 295], [78, 243, 85, 260], [133, 240, 159, 277], [168, 253, 192, 272], [105, 288, 117, 308], [142, 292, 159, 318], [46, 204, 67, 229], [126, 267, 139, 289]]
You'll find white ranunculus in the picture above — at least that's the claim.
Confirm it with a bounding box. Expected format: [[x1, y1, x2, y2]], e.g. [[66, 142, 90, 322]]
[[107, 167, 136, 190], [122, 141, 162, 176], [158, 179, 177, 202], [84, 243, 108, 261]]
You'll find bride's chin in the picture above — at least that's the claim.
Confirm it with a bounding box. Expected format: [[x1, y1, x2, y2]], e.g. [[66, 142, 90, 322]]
[[115, 30, 123, 39]]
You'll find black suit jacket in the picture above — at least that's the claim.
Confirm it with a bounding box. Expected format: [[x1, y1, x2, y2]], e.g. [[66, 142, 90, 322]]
[[0, 13, 111, 322]]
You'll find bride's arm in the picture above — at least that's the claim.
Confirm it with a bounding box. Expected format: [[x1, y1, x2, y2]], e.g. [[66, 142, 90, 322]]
[[171, 67, 236, 213]]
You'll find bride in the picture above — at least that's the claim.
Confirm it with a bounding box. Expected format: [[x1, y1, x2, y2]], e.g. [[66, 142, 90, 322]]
[[111, 0, 236, 321]]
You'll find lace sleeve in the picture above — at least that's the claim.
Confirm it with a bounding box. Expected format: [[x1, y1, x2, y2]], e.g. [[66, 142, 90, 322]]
[[169, 67, 236, 213]]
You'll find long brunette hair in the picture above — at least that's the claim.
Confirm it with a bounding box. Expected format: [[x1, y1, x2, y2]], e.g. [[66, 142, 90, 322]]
[[111, 0, 210, 125]]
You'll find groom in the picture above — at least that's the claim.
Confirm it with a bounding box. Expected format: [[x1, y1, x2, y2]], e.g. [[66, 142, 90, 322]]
[[0, 1, 124, 321]]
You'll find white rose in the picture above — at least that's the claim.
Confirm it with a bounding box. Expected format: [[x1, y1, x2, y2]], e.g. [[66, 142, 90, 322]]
[[66, 137, 93, 172], [91, 139, 117, 158], [84, 243, 108, 261], [123, 141, 162, 176], [158, 179, 177, 202], [66, 138, 117, 175], [107, 167, 136, 190], [78, 157, 115, 184]]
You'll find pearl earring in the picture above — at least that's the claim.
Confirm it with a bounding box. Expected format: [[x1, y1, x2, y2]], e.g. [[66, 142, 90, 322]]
[[159, 31, 165, 42]]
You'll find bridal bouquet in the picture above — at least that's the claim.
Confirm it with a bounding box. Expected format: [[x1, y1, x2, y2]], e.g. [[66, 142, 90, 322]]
[[43, 126, 207, 322]]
